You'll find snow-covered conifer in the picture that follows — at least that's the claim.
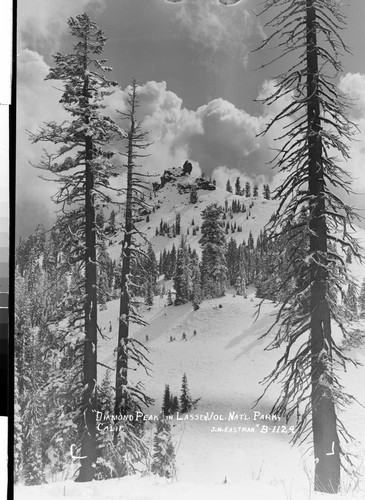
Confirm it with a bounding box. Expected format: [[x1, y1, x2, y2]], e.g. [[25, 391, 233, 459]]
[[199, 203, 227, 298], [97, 241, 112, 309], [14, 356, 23, 483], [174, 237, 191, 305], [345, 284, 358, 321], [359, 278, 365, 319], [29, 14, 122, 481], [145, 280, 155, 306], [263, 184, 271, 200], [346, 247, 352, 264], [151, 416, 176, 479], [162, 385, 171, 416], [179, 373, 199, 414], [175, 213, 181, 236], [170, 396, 179, 414], [189, 185, 198, 204], [192, 267, 202, 311]]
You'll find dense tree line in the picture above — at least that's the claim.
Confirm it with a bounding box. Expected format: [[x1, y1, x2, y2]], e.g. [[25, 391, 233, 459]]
[[226, 179, 271, 198]]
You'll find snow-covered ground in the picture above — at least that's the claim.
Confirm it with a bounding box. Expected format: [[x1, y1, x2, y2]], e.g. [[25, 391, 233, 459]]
[[108, 175, 278, 261], [15, 290, 365, 500]]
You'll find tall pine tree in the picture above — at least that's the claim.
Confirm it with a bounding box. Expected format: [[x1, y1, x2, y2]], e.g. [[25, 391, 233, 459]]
[[114, 80, 153, 450], [256, 0, 361, 492], [30, 14, 121, 481]]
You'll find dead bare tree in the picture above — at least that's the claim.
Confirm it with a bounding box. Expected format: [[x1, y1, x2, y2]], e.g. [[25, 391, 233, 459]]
[[255, 0, 362, 493]]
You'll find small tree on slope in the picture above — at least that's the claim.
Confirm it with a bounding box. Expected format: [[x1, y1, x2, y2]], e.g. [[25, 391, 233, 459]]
[[190, 185, 198, 204], [344, 283, 358, 321], [179, 373, 200, 413], [192, 263, 202, 311], [358, 278, 365, 319], [151, 416, 176, 479], [173, 237, 191, 305], [95, 370, 115, 480], [162, 384, 172, 416], [255, 0, 362, 493]]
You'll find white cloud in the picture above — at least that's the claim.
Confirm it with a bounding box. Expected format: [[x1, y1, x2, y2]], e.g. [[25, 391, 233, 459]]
[[18, 0, 107, 53], [118, 83, 278, 184], [138, 81, 202, 145], [102, 80, 202, 176], [16, 0, 108, 238], [16, 49, 69, 238], [337, 73, 365, 199], [339, 73, 365, 114], [172, 0, 256, 64]]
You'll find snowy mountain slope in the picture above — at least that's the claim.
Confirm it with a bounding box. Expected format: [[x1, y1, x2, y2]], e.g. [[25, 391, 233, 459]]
[[97, 291, 365, 486], [107, 170, 278, 261], [107, 167, 365, 289], [98, 182, 365, 497], [16, 288, 365, 500]]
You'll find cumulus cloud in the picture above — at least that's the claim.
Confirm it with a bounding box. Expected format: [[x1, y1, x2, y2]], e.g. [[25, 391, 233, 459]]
[[136, 81, 201, 174], [338, 73, 365, 199], [102, 80, 202, 176], [339, 73, 365, 114], [189, 99, 264, 176], [16, 0, 109, 238], [18, 0, 107, 53], [172, 0, 258, 64], [16, 49, 69, 239], [112, 82, 278, 185]]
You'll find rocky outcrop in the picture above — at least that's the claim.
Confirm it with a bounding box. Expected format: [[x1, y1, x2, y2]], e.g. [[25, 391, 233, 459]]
[[159, 167, 184, 188], [154, 165, 216, 193], [195, 177, 216, 191], [183, 160, 193, 175], [176, 177, 216, 194]]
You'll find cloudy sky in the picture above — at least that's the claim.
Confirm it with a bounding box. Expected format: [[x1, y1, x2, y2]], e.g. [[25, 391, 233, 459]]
[[16, 0, 365, 238]]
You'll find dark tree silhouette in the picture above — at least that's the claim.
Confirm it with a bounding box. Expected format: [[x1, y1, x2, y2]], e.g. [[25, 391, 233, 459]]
[[114, 80, 153, 450], [256, 0, 361, 493], [30, 14, 121, 482]]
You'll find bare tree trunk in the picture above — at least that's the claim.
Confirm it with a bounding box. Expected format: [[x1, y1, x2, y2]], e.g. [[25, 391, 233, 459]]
[[77, 54, 98, 482], [306, 1, 340, 492], [114, 92, 136, 445]]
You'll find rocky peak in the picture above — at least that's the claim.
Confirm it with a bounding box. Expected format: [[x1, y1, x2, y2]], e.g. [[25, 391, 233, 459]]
[[153, 163, 216, 192]]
